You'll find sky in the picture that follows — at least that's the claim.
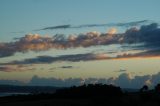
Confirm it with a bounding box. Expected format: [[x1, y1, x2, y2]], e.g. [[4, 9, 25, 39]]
[[0, 0, 160, 88]]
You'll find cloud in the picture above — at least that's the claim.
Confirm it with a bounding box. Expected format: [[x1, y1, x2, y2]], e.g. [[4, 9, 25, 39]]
[[114, 73, 132, 88], [0, 53, 110, 65], [131, 75, 151, 88], [0, 71, 159, 88], [1, 49, 160, 67], [0, 66, 24, 72], [0, 66, 14, 72], [107, 28, 117, 34], [0, 65, 36, 72], [115, 69, 127, 72], [151, 72, 160, 86], [60, 66, 73, 69], [113, 73, 152, 88], [0, 34, 54, 57], [115, 49, 160, 59], [116, 20, 151, 27], [123, 23, 160, 44], [0, 69, 160, 88], [36, 20, 150, 31], [29, 75, 84, 87], [0, 23, 160, 59], [0, 32, 117, 57], [0, 43, 16, 57], [29, 76, 109, 87], [36, 25, 71, 31]]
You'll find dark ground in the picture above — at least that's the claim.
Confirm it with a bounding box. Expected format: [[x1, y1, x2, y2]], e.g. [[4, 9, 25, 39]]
[[0, 84, 160, 106]]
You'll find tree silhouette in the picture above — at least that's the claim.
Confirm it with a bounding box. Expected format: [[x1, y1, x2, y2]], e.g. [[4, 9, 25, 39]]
[[139, 85, 152, 101], [155, 84, 160, 93], [140, 85, 148, 92], [55, 84, 123, 99]]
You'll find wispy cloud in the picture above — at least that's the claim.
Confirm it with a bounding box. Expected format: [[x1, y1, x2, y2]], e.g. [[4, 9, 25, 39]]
[[35, 25, 71, 31], [0, 63, 76, 72], [36, 20, 150, 31], [60, 66, 73, 69], [115, 69, 127, 73], [1, 49, 160, 68], [0, 53, 110, 65], [115, 49, 160, 59], [0, 65, 31, 72], [0, 66, 14, 72]]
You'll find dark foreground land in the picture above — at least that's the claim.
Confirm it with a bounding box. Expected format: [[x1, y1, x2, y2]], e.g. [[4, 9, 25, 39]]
[[0, 84, 160, 106]]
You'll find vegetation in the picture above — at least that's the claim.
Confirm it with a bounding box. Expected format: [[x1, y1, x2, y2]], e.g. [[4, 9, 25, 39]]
[[0, 84, 160, 106]]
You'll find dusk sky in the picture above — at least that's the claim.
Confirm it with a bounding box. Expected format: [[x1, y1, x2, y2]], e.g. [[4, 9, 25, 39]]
[[0, 0, 160, 88]]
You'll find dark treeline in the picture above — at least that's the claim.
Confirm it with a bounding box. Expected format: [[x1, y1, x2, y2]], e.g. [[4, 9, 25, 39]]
[[54, 84, 123, 98], [0, 83, 160, 106]]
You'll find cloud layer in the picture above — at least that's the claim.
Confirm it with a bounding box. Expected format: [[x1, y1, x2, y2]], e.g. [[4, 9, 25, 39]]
[[0, 72, 160, 88], [1, 23, 160, 68], [0, 22, 160, 74], [27, 72, 160, 88], [1, 50, 160, 68], [0, 53, 109, 66]]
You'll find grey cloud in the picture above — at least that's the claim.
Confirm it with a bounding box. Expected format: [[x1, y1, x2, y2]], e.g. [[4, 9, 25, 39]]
[[113, 73, 152, 88], [29, 76, 108, 87], [1, 48, 160, 66], [123, 23, 160, 44], [60, 66, 73, 69], [0, 72, 160, 88], [115, 20, 150, 27], [131, 75, 151, 88], [0, 64, 35, 72], [115, 49, 160, 59], [114, 73, 132, 88], [0, 32, 120, 58], [0, 34, 54, 57], [0, 23, 160, 58], [0, 66, 13, 72], [29, 75, 84, 87], [36, 25, 71, 31], [0, 65, 27, 72], [0, 43, 16, 58], [36, 20, 150, 31], [151, 72, 160, 86], [0, 53, 110, 65], [49, 66, 74, 70], [115, 69, 127, 73]]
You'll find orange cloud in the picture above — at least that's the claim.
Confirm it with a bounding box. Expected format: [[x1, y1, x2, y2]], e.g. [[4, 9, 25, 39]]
[[0, 23, 160, 58], [107, 28, 117, 35]]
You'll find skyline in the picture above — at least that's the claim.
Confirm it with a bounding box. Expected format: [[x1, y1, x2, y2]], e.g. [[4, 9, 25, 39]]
[[0, 0, 160, 88]]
